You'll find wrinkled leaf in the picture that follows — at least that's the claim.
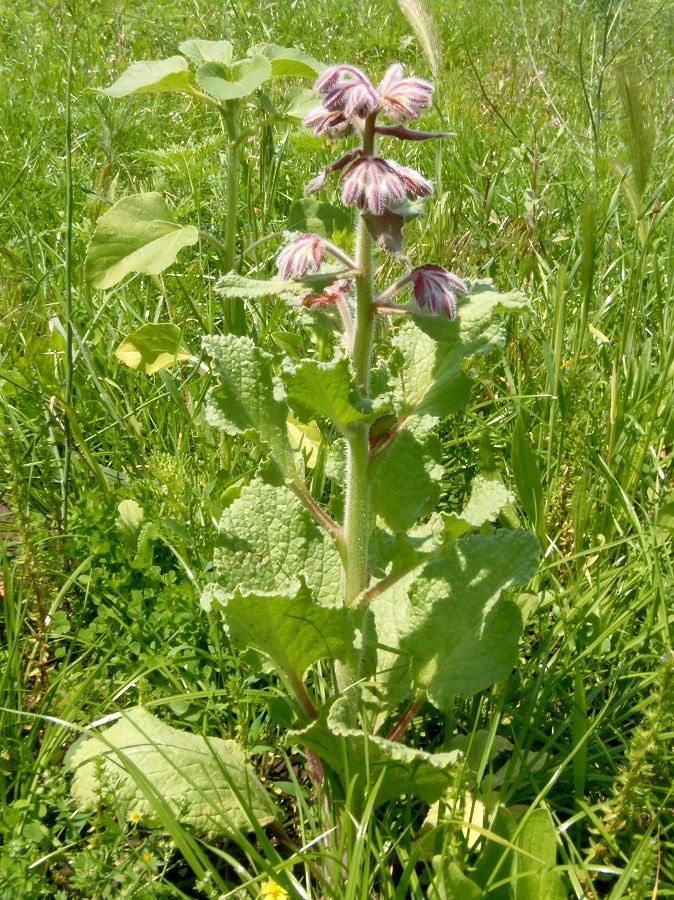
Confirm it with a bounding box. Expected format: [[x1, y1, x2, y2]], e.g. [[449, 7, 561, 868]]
[[115, 323, 193, 374], [224, 581, 354, 682], [67, 707, 275, 839], [284, 357, 378, 433], [100, 57, 193, 98], [203, 479, 342, 610], [461, 474, 514, 528], [292, 696, 461, 806], [372, 416, 443, 533], [85, 193, 199, 289], [400, 529, 539, 708], [391, 282, 529, 422], [203, 334, 297, 478]]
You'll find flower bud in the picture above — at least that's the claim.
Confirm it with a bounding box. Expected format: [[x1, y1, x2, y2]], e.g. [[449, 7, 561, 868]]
[[409, 265, 467, 319], [277, 233, 326, 280]]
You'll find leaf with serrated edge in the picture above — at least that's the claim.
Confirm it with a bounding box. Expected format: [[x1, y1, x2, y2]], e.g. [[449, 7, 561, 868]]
[[372, 415, 443, 532], [100, 57, 193, 98], [85, 193, 198, 289], [67, 707, 275, 839], [291, 696, 461, 805], [204, 480, 342, 610], [401, 529, 539, 708], [115, 324, 192, 374], [284, 358, 378, 433], [203, 334, 297, 479], [225, 581, 354, 682]]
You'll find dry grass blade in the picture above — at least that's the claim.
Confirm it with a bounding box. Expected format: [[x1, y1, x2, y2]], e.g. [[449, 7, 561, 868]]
[[396, 0, 442, 80]]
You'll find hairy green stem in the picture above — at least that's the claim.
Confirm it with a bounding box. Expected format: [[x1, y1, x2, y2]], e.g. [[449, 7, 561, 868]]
[[222, 103, 245, 333], [343, 113, 378, 610]]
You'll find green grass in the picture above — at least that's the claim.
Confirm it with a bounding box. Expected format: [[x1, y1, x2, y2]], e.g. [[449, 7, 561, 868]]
[[1, 0, 673, 896]]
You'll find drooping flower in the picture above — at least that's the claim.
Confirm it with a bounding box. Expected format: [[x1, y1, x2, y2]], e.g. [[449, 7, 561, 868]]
[[300, 278, 351, 308], [314, 64, 380, 118], [277, 233, 326, 280], [409, 264, 467, 319], [387, 161, 433, 199], [378, 63, 434, 121], [302, 106, 352, 136], [339, 157, 401, 214]]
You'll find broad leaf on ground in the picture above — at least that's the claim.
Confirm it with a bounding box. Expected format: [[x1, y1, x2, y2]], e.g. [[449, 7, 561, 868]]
[[115, 323, 192, 374], [85, 193, 198, 289], [100, 57, 194, 97], [67, 707, 275, 839], [203, 479, 342, 610], [512, 808, 567, 900]]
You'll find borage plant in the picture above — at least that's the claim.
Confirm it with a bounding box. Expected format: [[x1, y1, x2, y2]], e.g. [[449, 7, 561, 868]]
[[70, 59, 543, 892], [204, 61, 539, 819]]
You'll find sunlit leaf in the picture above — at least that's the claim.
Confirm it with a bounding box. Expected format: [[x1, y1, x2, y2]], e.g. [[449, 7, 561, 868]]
[[253, 43, 325, 79], [100, 57, 193, 97], [179, 39, 233, 66], [67, 707, 276, 839], [196, 55, 271, 100], [115, 323, 192, 374], [84, 193, 198, 289]]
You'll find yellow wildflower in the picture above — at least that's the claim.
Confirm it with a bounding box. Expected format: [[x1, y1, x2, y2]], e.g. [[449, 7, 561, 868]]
[[259, 878, 289, 899]]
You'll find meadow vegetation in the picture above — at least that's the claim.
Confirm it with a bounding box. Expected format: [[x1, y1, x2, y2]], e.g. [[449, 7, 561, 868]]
[[0, 0, 672, 896]]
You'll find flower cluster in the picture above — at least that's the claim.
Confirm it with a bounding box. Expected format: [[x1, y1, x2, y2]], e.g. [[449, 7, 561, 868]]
[[303, 63, 433, 135]]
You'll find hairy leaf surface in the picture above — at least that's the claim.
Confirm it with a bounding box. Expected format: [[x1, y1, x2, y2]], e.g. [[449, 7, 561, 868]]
[[68, 708, 275, 839]]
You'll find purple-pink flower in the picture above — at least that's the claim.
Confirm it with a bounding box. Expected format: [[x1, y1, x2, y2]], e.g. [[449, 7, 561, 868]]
[[314, 65, 380, 118], [302, 106, 352, 136], [339, 157, 431, 215], [410, 265, 467, 319], [377, 64, 434, 121], [277, 233, 326, 280]]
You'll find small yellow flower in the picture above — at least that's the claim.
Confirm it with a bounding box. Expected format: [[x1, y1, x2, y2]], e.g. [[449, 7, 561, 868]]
[[259, 878, 288, 900], [128, 809, 142, 824], [141, 850, 153, 864]]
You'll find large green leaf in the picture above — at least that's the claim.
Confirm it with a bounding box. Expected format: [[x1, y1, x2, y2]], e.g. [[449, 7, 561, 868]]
[[512, 808, 567, 900], [196, 55, 271, 100], [203, 479, 342, 611], [179, 39, 233, 66], [292, 696, 461, 806], [461, 474, 514, 527], [203, 334, 297, 478], [224, 581, 354, 683], [252, 44, 325, 79], [67, 707, 275, 839], [400, 529, 539, 708], [372, 416, 443, 532], [284, 357, 377, 434], [286, 198, 352, 237], [391, 281, 529, 422], [215, 270, 343, 301], [85, 193, 199, 289], [100, 57, 194, 98], [115, 323, 192, 374]]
